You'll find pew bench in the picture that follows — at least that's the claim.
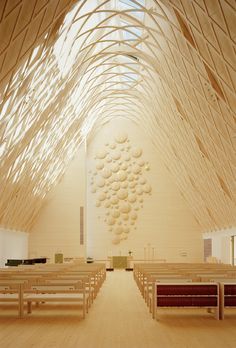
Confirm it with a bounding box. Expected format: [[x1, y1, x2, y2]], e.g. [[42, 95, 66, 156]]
[[0, 282, 25, 318], [219, 281, 236, 319], [148, 278, 192, 317], [153, 282, 219, 320], [144, 274, 190, 304], [24, 282, 88, 319], [43, 276, 94, 307]]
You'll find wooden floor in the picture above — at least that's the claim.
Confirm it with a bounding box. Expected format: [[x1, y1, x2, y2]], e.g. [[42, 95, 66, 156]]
[[0, 271, 236, 348]]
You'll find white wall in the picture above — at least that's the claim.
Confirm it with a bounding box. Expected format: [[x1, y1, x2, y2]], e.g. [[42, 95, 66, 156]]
[[0, 228, 28, 267], [87, 119, 203, 262], [29, 143, 87, 262], [203, 227, 236, 264]]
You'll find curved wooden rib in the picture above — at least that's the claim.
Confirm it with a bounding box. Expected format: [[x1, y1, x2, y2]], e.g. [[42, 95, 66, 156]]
[[0, 0, 235, 232]]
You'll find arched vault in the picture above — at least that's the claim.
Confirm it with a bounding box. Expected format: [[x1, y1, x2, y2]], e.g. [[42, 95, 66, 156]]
[[0, 0, 235, 232]]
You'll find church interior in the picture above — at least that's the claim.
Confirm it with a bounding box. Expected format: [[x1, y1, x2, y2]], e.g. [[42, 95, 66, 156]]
[[0, 0, 235, 347]]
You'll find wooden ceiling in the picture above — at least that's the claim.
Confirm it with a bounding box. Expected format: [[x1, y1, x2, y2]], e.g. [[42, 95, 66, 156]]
[[0, 0, 235, 232]]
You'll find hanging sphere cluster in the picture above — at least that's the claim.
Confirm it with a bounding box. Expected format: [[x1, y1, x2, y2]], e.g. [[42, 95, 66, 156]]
[[90, 132, 151, 244]]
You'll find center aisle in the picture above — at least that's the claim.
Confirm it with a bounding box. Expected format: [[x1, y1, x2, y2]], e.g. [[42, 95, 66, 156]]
[[0, 270, 236, 348]]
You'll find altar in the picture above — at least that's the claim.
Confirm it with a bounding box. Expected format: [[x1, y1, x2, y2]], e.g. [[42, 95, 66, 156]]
[[108, 256, 132, 269]]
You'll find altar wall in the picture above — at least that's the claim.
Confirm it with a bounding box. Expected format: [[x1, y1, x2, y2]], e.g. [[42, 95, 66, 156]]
[[86, 119, 203, 263]]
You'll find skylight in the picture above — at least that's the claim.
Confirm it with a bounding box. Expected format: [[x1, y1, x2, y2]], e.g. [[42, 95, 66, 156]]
[[119, 0, 145, 20]]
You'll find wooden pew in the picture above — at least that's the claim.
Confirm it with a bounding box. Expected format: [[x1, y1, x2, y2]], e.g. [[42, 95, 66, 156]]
[[143, 274, 189, 304], [47, 275, 95, 307], [217, 281, 236, 319], [0, 262, 106, 319], [205, 277, 236, 319], [153, 282, 220, 320], [148, 278, 192, 317], [0, 281, 25, 318], [24, 281, 88, 319]]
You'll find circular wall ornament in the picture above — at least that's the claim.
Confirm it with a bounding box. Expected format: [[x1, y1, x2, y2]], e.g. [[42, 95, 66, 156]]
[[138, 159, 145, 167], [117, 189, 128, 200], [104, 201, 111, 208], [139, 177, 146, 185], [109, 176, 115, 184], [136, 187, 143, 195], [96, 162, 104, 170], [128, 175, 134, 182], [97, 178, 105, 187], [96, 149, 107, 159], [111, 163, 119, 173], [112, 236, 120, 245], [121, 162, 128, 170], [128, 194, 136, 203], [112, 210, 120, 218], [129, 182, 136, 189], [111, 197, 119, 205], [107, 217, 115, 225], [116, 170, 127, 182], [123, 153, 131, 161], [112, 151, 121, 160], [123, 227, 130, 234], [121, 182, 128, 188], [115, 132, 128, 144], [114, 226, 123, 235], [91, 187, 96, 193], [143, 184, 152, 193], [132, 164, 141, 174], [131, 147, 142, 158], [120, 202, 131, 213], [102, 168, 112, 179], [123, 214, 129, 221], [111, 182, 120, 191], [98, 192, 106, 201], [131, 212, 137, 220], [109, 142, 116, 149]]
